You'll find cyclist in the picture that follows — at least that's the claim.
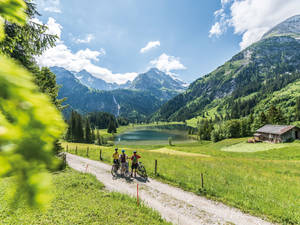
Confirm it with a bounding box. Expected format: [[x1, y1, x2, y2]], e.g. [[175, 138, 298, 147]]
[[112, 148, 119, 167], [130, 151, 141, 177], [119, 150, 128, 176]]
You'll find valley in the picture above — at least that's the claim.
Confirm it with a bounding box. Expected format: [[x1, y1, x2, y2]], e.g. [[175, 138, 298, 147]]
[[61, 137, 300, 224], [52, 67, 187, 121], [50, 15, 300, 224], [1, 1, 300, 225]]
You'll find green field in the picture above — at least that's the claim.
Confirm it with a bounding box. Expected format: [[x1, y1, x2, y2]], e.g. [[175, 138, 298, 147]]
[[221, 142, 299, 152], [63, 139, 300, 224], [0, 169, 169, 225]]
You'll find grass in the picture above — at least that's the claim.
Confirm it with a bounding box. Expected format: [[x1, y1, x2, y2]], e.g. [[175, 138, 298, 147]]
[[221, 142, 297, 152], [0, 169, 170, 225], [149, 148, 210, 157], [62, 139, 300, 224]]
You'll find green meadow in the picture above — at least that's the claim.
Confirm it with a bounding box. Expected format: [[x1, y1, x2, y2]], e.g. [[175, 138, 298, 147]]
[[63, 139, 300, 225], [0, 169, 169, 225]]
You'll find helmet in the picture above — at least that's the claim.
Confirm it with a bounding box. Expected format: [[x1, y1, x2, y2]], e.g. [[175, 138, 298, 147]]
[[122, 149, 125, 153], [133, 151, 137, 153], [115, 148, 118, 151]]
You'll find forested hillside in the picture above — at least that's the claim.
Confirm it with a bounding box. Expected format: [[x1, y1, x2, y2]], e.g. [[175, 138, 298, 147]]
[[153, 16, 300, 125], [53, 67, 167, 121]]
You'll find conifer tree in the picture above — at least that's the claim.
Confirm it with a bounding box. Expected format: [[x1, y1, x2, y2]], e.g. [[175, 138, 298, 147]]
[[267, 105, 285, 124], [66, 125, 72, 141], [71, 111, 77, 142], [91, 129, 96, 143], [296, 97, 300, 121], [260, 112, 268, 125], [85, 119, 92, 143], [76, 114, 84, 142], [96, 129, 102, 145], [107, 119, 117, 133]]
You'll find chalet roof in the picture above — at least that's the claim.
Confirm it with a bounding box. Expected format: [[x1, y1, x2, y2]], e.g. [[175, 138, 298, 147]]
[[256, 124, 296, 135]]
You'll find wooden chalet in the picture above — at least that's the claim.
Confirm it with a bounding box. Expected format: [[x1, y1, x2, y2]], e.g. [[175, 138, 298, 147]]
[[254, 124, 300, 143]]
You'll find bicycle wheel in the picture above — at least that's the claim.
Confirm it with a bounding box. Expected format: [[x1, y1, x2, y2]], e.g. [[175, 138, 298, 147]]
[[138, 165, 148, 178], [111, 164, 118, 176]]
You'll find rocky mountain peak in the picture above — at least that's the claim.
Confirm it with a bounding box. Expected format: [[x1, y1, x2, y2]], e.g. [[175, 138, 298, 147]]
[[262, 14, 300, 39]]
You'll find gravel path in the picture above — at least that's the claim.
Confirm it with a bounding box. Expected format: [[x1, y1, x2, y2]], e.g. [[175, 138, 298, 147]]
[[66, 153, 273, 225]]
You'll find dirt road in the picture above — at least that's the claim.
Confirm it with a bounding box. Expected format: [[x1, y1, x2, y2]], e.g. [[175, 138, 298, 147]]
[[66, 153, 273, 225]]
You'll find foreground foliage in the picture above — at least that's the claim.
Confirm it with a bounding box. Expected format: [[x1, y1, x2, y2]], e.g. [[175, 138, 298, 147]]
[[63, 140, 300, 224], [0, 169, 169, 225], [0, 0, 65, 207]]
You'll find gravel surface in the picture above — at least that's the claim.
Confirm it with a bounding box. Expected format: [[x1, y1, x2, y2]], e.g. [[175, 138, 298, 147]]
[[66, 153, 274, 225]]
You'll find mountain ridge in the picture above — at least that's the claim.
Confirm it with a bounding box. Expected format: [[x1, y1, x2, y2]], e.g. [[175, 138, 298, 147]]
[[262, 14, 300, 39], [71, 67, 187, 92], [152, 15, 300, 122], [52, 67, 186, 121]]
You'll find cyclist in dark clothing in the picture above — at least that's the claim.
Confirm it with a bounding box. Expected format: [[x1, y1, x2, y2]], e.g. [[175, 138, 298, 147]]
[[119, 150, 128, 176], [130, 151, 141, 177]]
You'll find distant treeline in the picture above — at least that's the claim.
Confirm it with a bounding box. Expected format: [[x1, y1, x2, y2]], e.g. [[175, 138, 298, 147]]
[[65, 111, 129, 143], [194, 102, 300, 142]]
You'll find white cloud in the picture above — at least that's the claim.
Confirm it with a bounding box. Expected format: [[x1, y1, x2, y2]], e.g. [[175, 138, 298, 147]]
[[36, 18, 138, 84], [140, 41, 160, 53], [36, 0, 61, 13], [74, 34, 95, 44], [30, 18, 43, 25], [209, 22, 222, 37], [150, 53, 186, 73], [221, 0, 231, 6], [45, 17, 62, 38], [209, 0, 300, 49]]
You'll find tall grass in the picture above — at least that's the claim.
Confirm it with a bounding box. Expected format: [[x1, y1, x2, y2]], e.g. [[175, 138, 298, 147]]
[[0, 169, 170, 225], [63, 140, 300, 224]]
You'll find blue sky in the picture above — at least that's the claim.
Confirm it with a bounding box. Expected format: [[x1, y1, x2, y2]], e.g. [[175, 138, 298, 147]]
[[34, 0, 300, 84]]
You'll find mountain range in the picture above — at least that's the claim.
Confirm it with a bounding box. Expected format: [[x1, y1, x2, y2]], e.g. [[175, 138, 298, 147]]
[[53, 15, 300, 124], [153, 15, 300, 122], [52, 67, 187, 121]]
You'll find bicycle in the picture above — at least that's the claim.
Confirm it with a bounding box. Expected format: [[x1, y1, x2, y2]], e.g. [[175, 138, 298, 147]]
[[120, 162, 130, 177], [111, 161, 120, 177], [137, 162, 148, 179]]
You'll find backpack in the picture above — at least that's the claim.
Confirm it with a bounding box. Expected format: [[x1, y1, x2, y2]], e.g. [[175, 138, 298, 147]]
[[132, 155, 138, 164], [120, 154, 126, 163]]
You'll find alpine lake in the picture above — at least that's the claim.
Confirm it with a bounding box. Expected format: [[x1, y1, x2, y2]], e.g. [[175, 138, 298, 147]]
[[114, 124, 196, 145]]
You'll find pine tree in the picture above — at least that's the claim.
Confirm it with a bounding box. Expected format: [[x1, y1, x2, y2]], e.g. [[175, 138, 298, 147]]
[[107, 119, 117, 134], [260, 112, 268, 125], [85, 119, 92, 143], [267, 105, 285, 124], [71, 111, 77, 142], [296, 97, 300, 121], [76, 114, 84, 142], [226, 120, 241, 138], [91, 129, 96, 143], [66, 125, 72, 141], [96, 130, 101, 145], [197, 119, 213, 140], [231, 101, 239, 119]]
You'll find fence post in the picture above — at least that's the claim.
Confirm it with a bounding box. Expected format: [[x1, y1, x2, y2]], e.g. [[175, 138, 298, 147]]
[[75, 146, 78, 155], [155, 160, 157, 176], [137, 183, 139, 206], [201, 173, 204, 189], [86, 147, 89, 157], [100, 149, 103, 161], [66, 144, 68, 153]]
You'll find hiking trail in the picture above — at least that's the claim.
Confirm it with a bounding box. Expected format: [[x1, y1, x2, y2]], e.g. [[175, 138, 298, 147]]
[[66, 153, 273, 225]]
